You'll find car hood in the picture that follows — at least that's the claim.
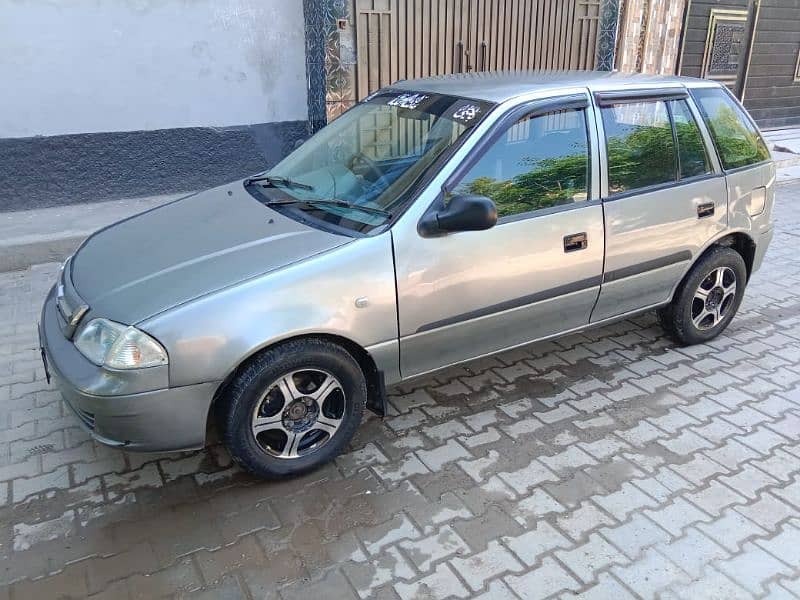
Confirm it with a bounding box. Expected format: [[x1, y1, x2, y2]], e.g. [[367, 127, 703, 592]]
[[71, 182, 351, 324]]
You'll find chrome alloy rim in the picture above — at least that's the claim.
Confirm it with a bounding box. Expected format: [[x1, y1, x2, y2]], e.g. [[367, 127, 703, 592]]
[[251, 369, 345, 459], [692, 266, 737, 331]]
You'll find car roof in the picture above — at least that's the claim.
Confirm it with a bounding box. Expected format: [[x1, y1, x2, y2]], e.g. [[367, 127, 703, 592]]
[[390, 71, 716, 104]]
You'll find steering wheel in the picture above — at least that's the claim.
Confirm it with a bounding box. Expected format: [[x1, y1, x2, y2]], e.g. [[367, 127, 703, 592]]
[[349, 152, 385, 183]]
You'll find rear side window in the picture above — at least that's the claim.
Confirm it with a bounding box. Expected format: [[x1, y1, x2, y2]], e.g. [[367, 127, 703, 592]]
[[669, 99, 712, 179], [691, 87, 770, 170], [601, 100, 676, 194]]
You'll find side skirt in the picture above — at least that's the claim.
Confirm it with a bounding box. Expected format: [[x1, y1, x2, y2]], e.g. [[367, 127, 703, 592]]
[[396, 301, 669, 386]]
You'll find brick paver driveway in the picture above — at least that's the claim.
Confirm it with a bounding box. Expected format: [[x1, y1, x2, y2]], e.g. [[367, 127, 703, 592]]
[[2, 182, 800, 600]]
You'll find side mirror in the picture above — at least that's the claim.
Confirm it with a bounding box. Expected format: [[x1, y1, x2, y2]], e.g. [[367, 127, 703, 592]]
[[419, 194, 498, 236]]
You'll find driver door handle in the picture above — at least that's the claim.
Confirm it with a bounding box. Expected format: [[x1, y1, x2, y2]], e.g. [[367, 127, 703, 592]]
[[564, 232, 588, 253]]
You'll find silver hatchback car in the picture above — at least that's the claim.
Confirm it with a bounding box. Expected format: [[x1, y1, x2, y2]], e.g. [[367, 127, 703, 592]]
[[40, 72, 774, 478]]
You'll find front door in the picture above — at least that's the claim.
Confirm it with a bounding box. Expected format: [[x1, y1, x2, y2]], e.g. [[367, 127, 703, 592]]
[[591, 90, 728, 322], [393, 95, 605, 378]]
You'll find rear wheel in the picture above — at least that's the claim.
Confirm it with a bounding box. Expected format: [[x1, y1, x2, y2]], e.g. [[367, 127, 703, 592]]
[[221, 338, 366, 479], [658, 246, 747, 346]]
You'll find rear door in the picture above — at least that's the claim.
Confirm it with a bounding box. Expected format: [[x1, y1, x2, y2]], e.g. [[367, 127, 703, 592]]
[[393, 94, 605, 378], [591, 89, 728, 321]]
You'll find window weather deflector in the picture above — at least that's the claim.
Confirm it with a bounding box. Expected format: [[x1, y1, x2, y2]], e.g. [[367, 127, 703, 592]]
[[594, 88, 689, 107], [526, 94, 589, 116]]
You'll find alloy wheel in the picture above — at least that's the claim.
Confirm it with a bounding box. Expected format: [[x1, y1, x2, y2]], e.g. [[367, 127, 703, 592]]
[[691, 266, 737, 331], [250, 369, 346, 459]]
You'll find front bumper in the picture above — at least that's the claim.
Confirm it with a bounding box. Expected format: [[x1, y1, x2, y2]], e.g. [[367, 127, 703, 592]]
[[39, 288, 219, 452]]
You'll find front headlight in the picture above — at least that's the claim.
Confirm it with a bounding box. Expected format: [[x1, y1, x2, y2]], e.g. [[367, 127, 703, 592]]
[[74, 318, 168, 369]]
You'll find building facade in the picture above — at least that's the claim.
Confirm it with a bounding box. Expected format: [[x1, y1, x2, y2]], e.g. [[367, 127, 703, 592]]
[[0, 0, 310, 212], [615, 0, 800, 129], [2, 0, 798, 213]]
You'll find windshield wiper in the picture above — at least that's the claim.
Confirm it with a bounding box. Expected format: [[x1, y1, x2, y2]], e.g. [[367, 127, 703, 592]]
[[265, 198, 392, 220], [245, 174, 314, 191]]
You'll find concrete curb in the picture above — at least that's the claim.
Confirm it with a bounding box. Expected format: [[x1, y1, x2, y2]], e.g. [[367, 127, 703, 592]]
[[0, 193, 186, 272], [1, 235, 86, 273]]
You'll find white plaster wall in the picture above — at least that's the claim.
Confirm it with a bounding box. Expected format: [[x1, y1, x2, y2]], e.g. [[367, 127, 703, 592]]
[[0, 0, 308, 138]]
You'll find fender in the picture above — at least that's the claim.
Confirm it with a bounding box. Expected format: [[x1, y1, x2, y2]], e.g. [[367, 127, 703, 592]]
[[666, 227, 756, 301], [140, 233, 399, 389]]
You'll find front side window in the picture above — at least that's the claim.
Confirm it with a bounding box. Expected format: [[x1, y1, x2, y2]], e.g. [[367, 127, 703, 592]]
[[453, 108, 590, 219], [602, 100, 676, 194], [249, 91, 493, 233], [691, 87, 770, 170], [670, 99, 712, 179]]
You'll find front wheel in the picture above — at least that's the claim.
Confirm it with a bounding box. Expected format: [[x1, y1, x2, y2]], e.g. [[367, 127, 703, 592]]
[[220, 338, 366, 479], [658, 246, 747, 346]]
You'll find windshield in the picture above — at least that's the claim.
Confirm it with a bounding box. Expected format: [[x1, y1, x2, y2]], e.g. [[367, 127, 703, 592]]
[[248, 90, 494, 234]]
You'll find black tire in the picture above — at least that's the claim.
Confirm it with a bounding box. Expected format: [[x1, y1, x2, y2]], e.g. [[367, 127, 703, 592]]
[[658, 246, 747, 346], [220, 338, 366, 479]]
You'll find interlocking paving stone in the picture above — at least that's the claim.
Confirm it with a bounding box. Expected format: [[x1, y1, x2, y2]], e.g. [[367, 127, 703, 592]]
[[756, 521, 800, 567], [449, 540, 524, 591], [399, 525, 470, 571], [611, 548, 690, 597], [503, 521, 571, 567], [394, 563, 469, 600], [555, 532, 629, 583], [593, 481, 659, 521], [600, 513, 672, 560], [511, 488, 565, 526], [717, 542, 795, 595], [655, 527, 729, 579], [504, 556, 581, 598], [696, 508, 768, 552], [734, 492, 798, 532], [555, 500, 616, 541], [577, 572, 638, 600], [643, 496, 711, 537], [3, 183, 800, 598]]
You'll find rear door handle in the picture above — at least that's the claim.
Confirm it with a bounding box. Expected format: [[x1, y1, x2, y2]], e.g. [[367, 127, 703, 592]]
[[564, 232, 588, 253], [697, 202, 715, 218]]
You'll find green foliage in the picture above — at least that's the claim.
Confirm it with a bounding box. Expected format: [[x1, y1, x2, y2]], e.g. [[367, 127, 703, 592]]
[[463, 151, 587, 217], [705, 105, 769, 169], [457, 96, 767, 216], [606, 123, 675, 193], [675, 119, 709, 178]]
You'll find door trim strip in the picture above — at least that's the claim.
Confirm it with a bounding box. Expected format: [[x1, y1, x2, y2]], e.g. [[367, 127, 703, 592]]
[[403, 299, 670, 383], [603, 250, 692, 283], [415, 275, 602, 334]]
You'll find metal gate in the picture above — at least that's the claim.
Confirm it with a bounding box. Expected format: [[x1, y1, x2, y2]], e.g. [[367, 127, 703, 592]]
[[354, 0, 601, 100]]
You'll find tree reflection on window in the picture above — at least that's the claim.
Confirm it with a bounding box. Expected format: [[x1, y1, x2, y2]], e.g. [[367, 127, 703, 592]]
[[692, 88, 770, 170], [602, 100, 676, 194], [671, 99, 711, 179], [455, 108, 590, 219]]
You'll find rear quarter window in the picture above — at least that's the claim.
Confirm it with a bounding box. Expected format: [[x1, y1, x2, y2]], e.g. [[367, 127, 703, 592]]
[[691, 87, 770, 170]]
